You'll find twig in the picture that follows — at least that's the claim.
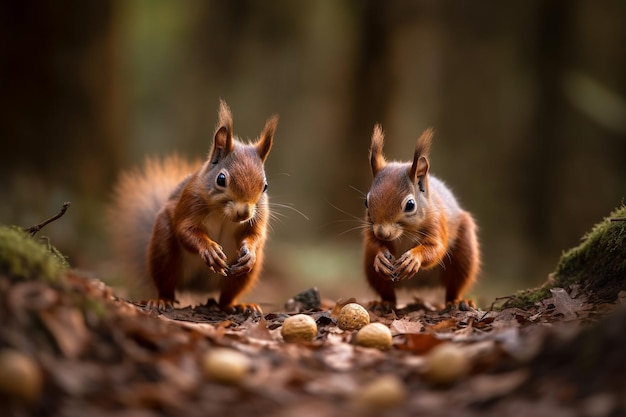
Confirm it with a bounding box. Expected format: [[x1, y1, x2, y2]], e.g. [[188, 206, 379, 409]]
[[24, 202, 71, 236], [487, 295, 514, 312], [610, 217, 626, 222]]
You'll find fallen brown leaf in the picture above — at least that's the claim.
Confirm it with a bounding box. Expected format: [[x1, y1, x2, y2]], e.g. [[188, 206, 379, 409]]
[[389, 318, 423, 335], [395, 332, 443, 354]]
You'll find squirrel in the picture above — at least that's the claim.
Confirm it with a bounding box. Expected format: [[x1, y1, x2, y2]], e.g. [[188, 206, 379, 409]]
[[363, 124, 480, 309], [107, 100, 277, 312]]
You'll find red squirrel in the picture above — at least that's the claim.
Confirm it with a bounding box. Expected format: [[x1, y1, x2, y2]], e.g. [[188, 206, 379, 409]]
[[108, 100, 277, 312], [363, 125, 480, 309]]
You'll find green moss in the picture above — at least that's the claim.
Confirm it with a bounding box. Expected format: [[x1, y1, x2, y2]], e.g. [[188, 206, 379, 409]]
[[0, 225, 67, 284], [503, 286, 552, 310]]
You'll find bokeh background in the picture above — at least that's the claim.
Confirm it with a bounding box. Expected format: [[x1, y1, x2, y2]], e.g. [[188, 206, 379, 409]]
[[1, 0, 625, 308]]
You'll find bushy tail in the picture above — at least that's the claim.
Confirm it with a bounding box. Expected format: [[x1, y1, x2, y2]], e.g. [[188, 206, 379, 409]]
[[106, 155, 200, 298]]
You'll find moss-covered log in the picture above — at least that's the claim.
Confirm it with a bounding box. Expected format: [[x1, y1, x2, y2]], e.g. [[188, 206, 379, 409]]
[[552, 205, 626, 303], [503, 205, 626, 309], [0, 225, 67, 284]]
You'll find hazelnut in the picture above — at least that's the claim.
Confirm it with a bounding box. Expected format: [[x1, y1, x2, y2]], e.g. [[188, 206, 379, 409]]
[[353, 374, 407, 409], [202, 348, 251, 384], [355, 322, 393, 350], [281, 314, 317, 343], [0, 349, 43, 403], [423, 342, 469, 385], [337, 303, 370, 331]]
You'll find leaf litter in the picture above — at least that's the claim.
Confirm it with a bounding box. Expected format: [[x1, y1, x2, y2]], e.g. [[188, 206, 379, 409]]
[[2, 205, 625, 416], [1, 264, 625, 417]]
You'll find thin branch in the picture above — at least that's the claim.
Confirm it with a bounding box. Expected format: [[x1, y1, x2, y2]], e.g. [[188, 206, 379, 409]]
[[24, 202, 71, 236], [610, 217, 626, 222]]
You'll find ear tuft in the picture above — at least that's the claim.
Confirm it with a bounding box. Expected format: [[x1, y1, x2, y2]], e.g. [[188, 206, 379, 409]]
[[369, 124, 387, 176], [257, 114, 278, 162], [217, 99, 233, 134], [210, 100, 235, 164], [409, 127, 434, 181]]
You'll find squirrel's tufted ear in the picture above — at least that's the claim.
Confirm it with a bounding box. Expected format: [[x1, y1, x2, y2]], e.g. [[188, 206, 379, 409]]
[[409, 128, 433, 182], [256, 114, 278, 162], [369, 124, 387, 176], [210, 100, 234, 164]]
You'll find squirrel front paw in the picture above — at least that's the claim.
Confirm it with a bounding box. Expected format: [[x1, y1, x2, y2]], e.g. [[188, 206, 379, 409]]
[[373, 249, 396, 280], [229, 245, 256, 276], [200, 242, 229, 276], [394, 251, 421, 281]]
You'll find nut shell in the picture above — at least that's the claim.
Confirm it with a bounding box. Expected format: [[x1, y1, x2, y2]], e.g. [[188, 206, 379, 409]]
[[354, 374, 407, 409], [423, 342, 469, 385], [281, 314, 318, 342], [355, 322, 393, 349], [337, 303, 370, 331], [202, 348, 251, 384], [0, 349, 43, 402]]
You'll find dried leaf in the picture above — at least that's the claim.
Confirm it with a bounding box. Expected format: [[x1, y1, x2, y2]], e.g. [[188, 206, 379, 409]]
[[395, 333, 443, 354], [549, 287, 582, 320], [389, 319, 423, 335], [243, 316, 274, 341], [39, 307, 89, 359], [425, 318, 459, 333]]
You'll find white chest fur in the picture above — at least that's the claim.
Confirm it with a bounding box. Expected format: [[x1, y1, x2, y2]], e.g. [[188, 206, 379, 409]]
[[180, 212, 242, 285], [202, 211, 241, 261]]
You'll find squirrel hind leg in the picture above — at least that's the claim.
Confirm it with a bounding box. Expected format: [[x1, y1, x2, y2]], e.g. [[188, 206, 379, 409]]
[[441, 211, 480, 304], [364, 263, 397, 305], [218, 268, 260, 314]]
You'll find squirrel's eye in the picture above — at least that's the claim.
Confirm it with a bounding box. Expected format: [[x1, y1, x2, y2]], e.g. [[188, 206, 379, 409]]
[[263, 182, 268, 192], [365, 193, 369, 208], [404, 198, 416, 212], [216, 172, 227, 188]]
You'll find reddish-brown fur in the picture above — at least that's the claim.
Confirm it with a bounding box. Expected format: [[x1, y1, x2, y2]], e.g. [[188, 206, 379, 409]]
[[363, 125, 480, 306], [108, 100, 277, 311]]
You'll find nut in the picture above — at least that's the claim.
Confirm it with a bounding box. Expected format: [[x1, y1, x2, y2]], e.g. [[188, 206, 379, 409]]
[[355, 322, 393, 350], [353, 374, 407, 409], [202, 348, 251, 384], [337, 303, 370, 331], [0, 349, 43, 403], [423, 342, 469, 385], [281, 314, 317, 342]]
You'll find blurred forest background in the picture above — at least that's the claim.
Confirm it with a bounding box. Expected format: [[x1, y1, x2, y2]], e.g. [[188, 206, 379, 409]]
[[1, 0, 625, 308]]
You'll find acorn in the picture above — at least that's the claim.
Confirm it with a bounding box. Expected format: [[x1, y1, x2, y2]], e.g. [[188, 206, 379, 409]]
[[281, 314, 318, 343], [202, 348, 251, 384], [0, 349, 43, 403], [355, 323, 393, 350], [353, 374, 407, 409], [423, 342, 469, 385], [337, 303, 370, 331]]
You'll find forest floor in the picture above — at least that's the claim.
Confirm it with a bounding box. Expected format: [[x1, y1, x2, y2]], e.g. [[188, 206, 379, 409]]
[[1, 270, 625, 417], [1, 208, 625, 417]]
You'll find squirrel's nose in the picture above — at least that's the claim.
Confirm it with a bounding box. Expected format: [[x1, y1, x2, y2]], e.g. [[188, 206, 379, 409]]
[[375, 230, 391, 240], [235, 205, 252, 222], [373, 225, 396, 241]]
